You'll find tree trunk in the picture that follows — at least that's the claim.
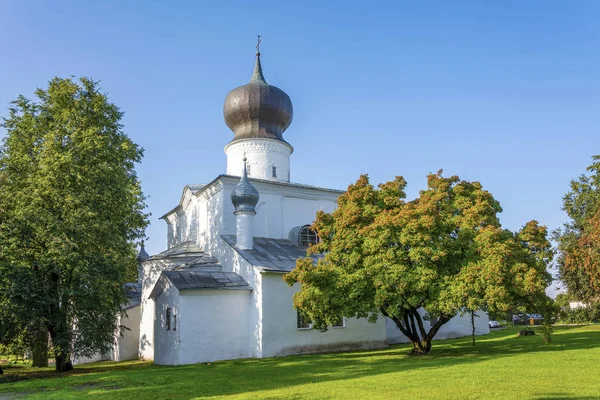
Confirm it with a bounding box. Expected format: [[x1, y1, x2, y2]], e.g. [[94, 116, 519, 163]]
[[0, 365, 3, 374], [49, 321, 73, 373], [54, 352, 73, 373], [31, 328, 49, 367], [381, 308, 450, 355], [411, 338, 432, 354], [471, 310, 476, 346]]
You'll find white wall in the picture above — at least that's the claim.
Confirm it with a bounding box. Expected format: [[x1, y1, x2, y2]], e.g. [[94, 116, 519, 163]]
[[260, 274, 388, 357], [165, 176, 342, 251], [225, 139, 292, 182], [280, 197, 336, 239], [72, 308, 140, 365], [139, 258, 181, 360], [153, 281, 181, 365], [220, 186, 338, 240], [386, 310, 490, 344], [179, 290, 252, 364], [115, 306, 141, 361], [208, 236, 264, 358]]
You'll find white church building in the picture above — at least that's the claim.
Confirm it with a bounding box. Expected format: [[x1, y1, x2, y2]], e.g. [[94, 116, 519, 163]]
[[121, 48, 490, 366]]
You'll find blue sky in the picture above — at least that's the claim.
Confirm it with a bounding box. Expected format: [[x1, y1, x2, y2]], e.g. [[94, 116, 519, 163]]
[[1, 1, 598, 293]]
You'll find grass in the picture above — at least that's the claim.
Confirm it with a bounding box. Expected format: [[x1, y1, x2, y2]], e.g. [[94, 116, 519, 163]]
[[1, 325, 600, 399]]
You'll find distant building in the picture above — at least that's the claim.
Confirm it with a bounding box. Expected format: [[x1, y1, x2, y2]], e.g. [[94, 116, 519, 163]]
[[569, 300, 587, 309]]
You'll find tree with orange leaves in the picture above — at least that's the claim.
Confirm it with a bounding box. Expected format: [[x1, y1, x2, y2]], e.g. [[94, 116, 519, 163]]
[[555, 156, 600, 303], [285, 172, 553, 354]]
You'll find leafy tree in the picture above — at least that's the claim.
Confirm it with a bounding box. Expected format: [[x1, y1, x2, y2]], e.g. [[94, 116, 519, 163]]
[[555, 156, 600, 303], [285, 173, 552, 354], [555, 293, 570, 309], [0, 77, 148, 372]]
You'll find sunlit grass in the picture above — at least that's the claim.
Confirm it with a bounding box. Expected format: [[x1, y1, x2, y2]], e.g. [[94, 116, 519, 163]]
[[1, 325, 600, 399]]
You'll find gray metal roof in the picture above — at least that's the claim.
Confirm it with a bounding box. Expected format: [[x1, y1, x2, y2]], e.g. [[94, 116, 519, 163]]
[[149, 241, 204, 260], [123, 282, 142, 310], [172, 257, 222, 272], [221, 235, 320, 273], [149, 271, 251, 300]]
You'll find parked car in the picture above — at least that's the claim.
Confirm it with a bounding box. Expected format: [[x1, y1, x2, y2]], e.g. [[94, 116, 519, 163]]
[[512, 313, 544, 325], [489, 320, 500, 328]]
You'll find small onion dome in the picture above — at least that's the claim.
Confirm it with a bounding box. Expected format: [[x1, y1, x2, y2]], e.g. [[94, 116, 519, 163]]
[[223, 52, 293, 143], [231, 158, 259, 214], [136, 243, 150, 263]]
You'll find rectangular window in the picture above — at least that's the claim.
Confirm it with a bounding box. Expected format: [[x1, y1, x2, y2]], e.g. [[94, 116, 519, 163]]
[[247, 164, 251, 176], [166, 307, 171, 331], [297, 312, 311, 329], [332, 317, 345, 328], [173, 313, 177, 331], [272, 166, 277, 178]]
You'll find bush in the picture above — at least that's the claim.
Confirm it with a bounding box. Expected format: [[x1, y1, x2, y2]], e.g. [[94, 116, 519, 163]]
[[559, 303, 600, 324]]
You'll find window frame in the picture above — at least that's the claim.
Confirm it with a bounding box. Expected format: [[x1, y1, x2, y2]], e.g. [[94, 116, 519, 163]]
[[332, 317, 346, 329], [297, 312, 312, 330], [297, 312, 346, 330], [272, 166, 277, 178], [166, 307, 171, 331], [298, 225, 319, 247]]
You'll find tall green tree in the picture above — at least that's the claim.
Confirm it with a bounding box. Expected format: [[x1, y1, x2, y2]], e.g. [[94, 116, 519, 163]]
[[285, 173, 552, 354], [555, 156, 600, 303], [0, 77, 148, 372]]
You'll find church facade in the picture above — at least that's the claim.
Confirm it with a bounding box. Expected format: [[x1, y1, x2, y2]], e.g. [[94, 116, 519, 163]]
[[132, 49, 489, 365]]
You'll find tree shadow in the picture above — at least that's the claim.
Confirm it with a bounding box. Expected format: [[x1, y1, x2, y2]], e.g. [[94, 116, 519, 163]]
[[1, 326, 599, 399]]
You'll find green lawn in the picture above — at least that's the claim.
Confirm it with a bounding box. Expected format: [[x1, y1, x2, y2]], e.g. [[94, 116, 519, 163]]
[[1, 325, 600, 399]]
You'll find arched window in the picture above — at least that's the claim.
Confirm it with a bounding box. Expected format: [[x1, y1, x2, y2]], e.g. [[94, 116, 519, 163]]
[[298, 225, 319, 247]]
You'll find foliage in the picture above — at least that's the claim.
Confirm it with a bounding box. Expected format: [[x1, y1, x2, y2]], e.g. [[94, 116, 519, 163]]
[[558, 303, 600, 324], [2, 326, 600, 399], [285, 173, 553, 353], [554, 155, 600, 303], [0, 77, 148, 372], [554, 293, 571, 309]]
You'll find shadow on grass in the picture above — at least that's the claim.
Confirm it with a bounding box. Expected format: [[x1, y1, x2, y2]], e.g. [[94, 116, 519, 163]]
[[1, 326, 600, 399], [534, 396, 600, 400]]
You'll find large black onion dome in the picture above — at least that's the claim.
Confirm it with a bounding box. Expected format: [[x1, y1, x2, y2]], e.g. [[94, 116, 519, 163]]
[[223, 52, 293, 143], [231, 158, 259, 214]]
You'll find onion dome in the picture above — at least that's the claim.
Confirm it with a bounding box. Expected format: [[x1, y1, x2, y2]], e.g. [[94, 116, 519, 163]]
[[136, 243, 150, 262], [223, 51, 293, 143], [231, 158, 259, 214]]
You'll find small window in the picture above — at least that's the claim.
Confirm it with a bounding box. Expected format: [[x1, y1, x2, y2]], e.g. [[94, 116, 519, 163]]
[[272, 166, 277, 178], [299, 225, 319, 247], [173, 313, 177, 331], [332, 317, 345, 328], [247, 164, 251, 176], [297, 312, 311, 329], [166, 307, 171, 331]]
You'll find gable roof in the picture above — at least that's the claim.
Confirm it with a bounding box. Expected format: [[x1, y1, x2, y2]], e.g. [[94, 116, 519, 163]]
[[149, 271, 251, 300], [149, 241, 205, 260], [221, 235, 321, 273]]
